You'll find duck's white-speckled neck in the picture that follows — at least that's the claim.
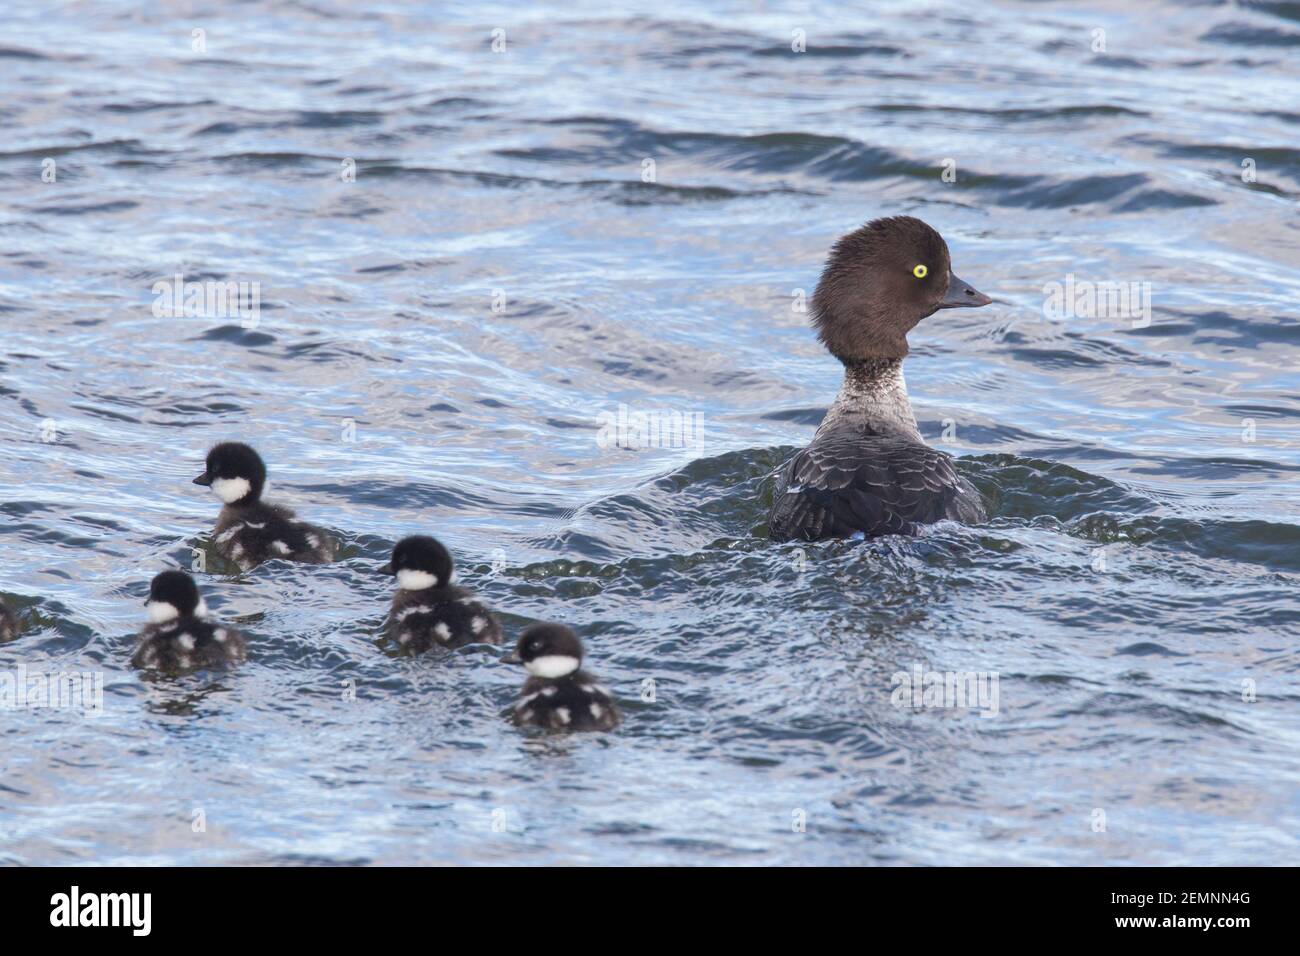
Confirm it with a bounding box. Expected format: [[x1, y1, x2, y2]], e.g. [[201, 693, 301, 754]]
[[817, 358, 921, 441]]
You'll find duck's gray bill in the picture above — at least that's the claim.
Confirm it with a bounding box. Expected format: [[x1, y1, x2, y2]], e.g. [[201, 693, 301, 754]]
[[939, 272, 993, 309], [192, 472, 213, 485]]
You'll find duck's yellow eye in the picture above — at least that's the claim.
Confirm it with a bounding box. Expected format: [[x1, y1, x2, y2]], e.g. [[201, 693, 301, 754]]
[[912, 264, 928, 279]]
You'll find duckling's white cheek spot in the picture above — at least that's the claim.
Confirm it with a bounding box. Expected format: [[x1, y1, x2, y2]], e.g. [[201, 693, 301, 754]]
[[589, 703, 603, 720], [554, 707, 571, 726], [177, 633, 196, 651], [211, 477, 251, 504], [214, 629, 228, 643], [271, 540, 291, 556], [525, 655, 580, 679], [146, 601, 178, 624], [433, 622, 452, 643], [471, 616, 488, 634], [396, 569, 438, 590]]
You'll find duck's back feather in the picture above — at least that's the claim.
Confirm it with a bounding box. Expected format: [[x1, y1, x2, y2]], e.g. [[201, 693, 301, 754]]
[[769, 427, 985, 542]]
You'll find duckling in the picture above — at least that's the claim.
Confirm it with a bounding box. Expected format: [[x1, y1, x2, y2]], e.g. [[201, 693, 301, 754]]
[[193, 442, 334, 569], [382, 535, 502, 652], [511, 623, 619, 732], [131, 570, 247, 673]]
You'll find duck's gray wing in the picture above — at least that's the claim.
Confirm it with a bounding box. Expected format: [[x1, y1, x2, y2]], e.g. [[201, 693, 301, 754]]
[[769, 430, 985, 542]]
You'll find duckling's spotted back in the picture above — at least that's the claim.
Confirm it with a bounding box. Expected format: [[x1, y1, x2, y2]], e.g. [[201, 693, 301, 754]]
[[132, 617, 247, 673], [213, 502, 334, 570], [389, 585, 502, 652], [514, 671, 620, 732]]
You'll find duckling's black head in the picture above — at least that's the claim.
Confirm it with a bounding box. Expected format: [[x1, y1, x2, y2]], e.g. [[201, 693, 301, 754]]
[[145, 570, 203, 623], [515, 623, 584, 679], [812, 216, 992, 363], [193, 442, 266, 505], [384, 535, 453, 591]]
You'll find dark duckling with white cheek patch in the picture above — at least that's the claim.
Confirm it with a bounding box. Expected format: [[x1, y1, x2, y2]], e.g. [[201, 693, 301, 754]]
[[382, 535, 502, 653], [194, 442, 335, 570], [769, 216, 993, 542], [510, 624, 619, 732], [131, 570, 247, 673]]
